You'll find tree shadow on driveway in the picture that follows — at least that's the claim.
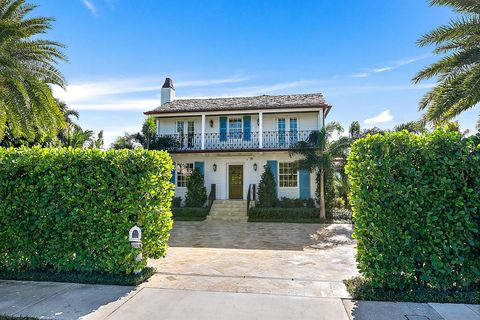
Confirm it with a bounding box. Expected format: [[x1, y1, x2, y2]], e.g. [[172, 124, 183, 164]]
[[168, 221, 355, 251]]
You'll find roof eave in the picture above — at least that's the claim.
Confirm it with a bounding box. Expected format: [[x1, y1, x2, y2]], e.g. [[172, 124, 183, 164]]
[[144, 103, 330, 116]]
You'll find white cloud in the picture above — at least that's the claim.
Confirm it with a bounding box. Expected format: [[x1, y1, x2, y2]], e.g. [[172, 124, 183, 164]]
[[372, 67, 393, 73], [364, 109, 393, 125], [81, 0, 98, 16], [53, 75, 251, 104], [352, 54, 431, 78], [352, 72, 369, 78]]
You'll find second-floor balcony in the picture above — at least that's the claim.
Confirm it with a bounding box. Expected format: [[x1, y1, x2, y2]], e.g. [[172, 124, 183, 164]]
[[157, 130, 316, 152]]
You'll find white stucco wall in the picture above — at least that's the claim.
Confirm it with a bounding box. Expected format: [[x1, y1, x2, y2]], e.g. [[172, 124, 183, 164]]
[[171, 151, 316, 201]]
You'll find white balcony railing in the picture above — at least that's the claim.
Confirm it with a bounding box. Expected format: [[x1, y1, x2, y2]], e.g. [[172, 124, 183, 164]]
[[157, 130, 315, 151]]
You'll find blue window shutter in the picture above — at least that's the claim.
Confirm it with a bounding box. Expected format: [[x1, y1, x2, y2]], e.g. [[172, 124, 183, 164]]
[[243, 115, 251, 141], [299, 169, 310, 199], [170, 162, 176, 184], [266, 160, 278, 195], [194, 161, 205, 176], [220, 117, 227, 142]]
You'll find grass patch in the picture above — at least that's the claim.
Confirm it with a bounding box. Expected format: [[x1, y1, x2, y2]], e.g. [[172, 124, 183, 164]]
[[344, 276, 480, 304], [0, 317, 38, 320], [172, 207, 209, 221], [0, 267, 156, 286]]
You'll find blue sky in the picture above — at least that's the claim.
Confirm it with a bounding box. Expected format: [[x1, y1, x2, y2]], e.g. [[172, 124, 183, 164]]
[[36, 0, 478, 146]]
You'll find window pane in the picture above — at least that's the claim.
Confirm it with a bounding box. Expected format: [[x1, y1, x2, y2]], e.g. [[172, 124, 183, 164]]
[[229, 118, 242, 139], [176, 163, 194, 187], [279, 162, 298, 187]]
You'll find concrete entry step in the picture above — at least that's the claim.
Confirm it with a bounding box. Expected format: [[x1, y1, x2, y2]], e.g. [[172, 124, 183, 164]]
[[207, 200, 248, 222]]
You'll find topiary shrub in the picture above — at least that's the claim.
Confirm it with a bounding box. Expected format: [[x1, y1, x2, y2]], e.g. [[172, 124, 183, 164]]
[[346, 129, 480, 291], [0, 147, 174, 275], [185, 168, 207, 207], [257, 164, 277, 207]]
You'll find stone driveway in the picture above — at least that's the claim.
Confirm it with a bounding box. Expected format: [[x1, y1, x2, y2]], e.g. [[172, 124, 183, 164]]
[[147, 221, 358, 298]]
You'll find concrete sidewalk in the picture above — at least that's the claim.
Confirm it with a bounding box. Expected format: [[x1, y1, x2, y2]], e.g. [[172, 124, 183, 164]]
[[1, 280, 479, 320]]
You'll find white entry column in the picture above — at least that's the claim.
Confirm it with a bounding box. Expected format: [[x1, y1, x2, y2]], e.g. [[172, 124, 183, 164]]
[[258, 112, 263, 148], [201, 114, 206, 150]]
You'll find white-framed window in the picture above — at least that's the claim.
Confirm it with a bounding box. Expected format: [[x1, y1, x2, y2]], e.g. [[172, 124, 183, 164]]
[[279, 162, 298, 187], [228, 118, 242, 139], [176, 163, 194, 187]]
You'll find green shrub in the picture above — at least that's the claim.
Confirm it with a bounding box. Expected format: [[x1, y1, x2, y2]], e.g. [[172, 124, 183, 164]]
[[257, 164, 277, 207], [185, 168, 207, 207], [171, 196, 182, 208], [0, 147, 174, 275], [276, 197, 316, 208], [344, 276, 480, 304], [248, 207, 319, 221], [172, 207, 209, 221], [346, 129, 480, 290], [0, 267, 156, 286]]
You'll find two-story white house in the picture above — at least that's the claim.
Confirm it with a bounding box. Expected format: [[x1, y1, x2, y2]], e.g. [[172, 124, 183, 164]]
[[145, 78, 331, 213]]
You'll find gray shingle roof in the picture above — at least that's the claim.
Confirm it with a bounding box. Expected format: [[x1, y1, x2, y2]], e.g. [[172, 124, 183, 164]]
[[144, 93, 330, 115]]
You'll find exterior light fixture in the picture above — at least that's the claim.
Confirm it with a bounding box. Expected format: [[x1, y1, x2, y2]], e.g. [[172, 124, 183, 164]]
[[253, 163, 258, 171], [209, 120, 214, 128], [213, 163, 217, 172]]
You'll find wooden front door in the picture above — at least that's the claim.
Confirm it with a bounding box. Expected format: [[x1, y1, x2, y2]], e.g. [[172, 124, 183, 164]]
[[229, 165, 243, 199]]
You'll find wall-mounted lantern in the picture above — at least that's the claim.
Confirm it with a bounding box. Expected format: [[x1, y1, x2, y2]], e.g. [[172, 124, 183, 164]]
[[209, 120, 214, 128], [129, 226, 143, 274], [213, 163, 217, 172], [253, 163, 258, 171]]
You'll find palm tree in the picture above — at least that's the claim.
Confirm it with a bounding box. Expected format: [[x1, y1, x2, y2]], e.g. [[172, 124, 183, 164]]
[[56, 99, 79, 125], [290, 123, 350, 219], [59, 124, 95, 148], [412, 0, 480, 128], [0, 0, 67, 141]]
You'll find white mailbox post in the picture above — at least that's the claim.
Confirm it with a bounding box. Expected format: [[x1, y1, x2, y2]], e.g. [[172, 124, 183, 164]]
[[129, 226, 142, 274]]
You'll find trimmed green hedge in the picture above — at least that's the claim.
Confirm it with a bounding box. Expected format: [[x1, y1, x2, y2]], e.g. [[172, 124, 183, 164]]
[[346, 129, 480, 290], [248, 207, 319, 222], [0, 147, 174, 275], [0, 267, 156, 286], [344, 276, 480, 304], [172, 207, 209, 221]]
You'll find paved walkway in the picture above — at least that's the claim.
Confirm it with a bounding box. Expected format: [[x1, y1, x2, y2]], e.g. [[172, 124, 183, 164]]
[[0, 221, 478, 319]]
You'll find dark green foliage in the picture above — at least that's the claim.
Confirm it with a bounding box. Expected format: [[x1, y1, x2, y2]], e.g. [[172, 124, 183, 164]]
[[257, 164, 277, 207], [346, 129, 480, 290], [276, 197, 315, 208], [111, 116, 180, 150], [172, 207, 209, 221], [171, 196, 182, 208], [185, 169, 207, 207], [0, 316, 38, 320], [0, 147, 174, 275], [0, 267, 156, 286], [248, 207, 320, 222], [344, 276, 480, 304]]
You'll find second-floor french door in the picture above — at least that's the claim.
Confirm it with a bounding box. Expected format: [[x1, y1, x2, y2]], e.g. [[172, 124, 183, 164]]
[[176, 121, 195, 149], [289, 117, 298, 144]]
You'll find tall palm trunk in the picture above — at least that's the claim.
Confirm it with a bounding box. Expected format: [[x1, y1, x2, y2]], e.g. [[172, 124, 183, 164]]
[[319, 168, 326, 219]]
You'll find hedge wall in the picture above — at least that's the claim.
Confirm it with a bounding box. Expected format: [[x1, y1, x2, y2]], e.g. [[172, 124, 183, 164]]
[[346, 129, 480, 290], [0, 147, 174, 275]]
